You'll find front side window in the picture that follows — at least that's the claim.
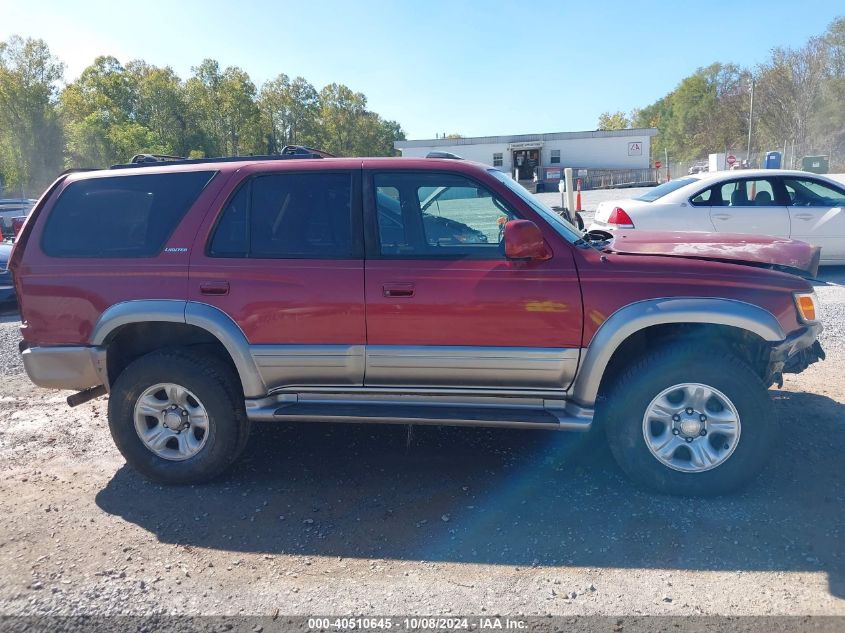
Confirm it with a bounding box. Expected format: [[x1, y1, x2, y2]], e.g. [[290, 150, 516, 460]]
[[492, 153, 503, 167], [374, 172, 516, 257], [209, 172, 354, 258], [551, 149, 561, 164], [42, 171, 215, 258], [783, 178, 845, 207]]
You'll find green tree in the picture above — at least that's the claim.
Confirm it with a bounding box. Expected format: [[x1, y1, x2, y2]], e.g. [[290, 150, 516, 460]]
[[597, 111, 630, 131], [185, 59, 261, 156], [259, 74, 319, 152], [0, 35, 64, 195]]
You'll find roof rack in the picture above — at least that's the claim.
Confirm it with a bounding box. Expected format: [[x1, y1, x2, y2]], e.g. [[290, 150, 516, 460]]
[[110, 145, 335, 169]]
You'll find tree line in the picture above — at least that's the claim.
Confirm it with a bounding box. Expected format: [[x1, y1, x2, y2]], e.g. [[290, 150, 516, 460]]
[[597, 17, 845, 168], [0, 37, 406, 196]]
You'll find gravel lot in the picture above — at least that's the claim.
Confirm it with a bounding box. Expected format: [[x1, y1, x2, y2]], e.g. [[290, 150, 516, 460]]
[[0, 263, 843, 618]]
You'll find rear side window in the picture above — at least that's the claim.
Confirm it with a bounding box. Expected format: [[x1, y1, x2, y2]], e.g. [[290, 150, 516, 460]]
[[42, 171, 214, 258], [209, 172, 355, 258]]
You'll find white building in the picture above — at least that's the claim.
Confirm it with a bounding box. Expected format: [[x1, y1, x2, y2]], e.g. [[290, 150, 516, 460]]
[[395, 128, 659, 190]]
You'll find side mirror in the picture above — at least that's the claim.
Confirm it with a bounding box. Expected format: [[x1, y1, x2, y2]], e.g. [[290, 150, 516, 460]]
[[503, 220, 551, 261]]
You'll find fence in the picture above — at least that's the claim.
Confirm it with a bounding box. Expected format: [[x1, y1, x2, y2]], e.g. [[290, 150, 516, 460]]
[[544, 167, 659, 191]]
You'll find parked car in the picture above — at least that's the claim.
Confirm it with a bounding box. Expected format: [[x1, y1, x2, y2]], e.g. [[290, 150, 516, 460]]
[[589, 169, 845, 265], [688, 163, 708, 175], [11, 150, 824, 495], [0, 198, 36, 238]]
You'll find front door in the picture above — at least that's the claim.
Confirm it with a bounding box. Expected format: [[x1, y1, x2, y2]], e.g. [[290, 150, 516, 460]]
[[707, 177, 790, 237], [189, 168, 366, 390], [781, 175, 845, 263], [364, 169, 583, 391]]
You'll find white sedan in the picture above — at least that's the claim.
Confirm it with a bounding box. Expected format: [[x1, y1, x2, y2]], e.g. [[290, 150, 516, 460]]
[[588, 169, 845, 265]]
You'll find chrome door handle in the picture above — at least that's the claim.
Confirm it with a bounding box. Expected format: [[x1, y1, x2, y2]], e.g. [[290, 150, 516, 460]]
[[794, 213, 814, 220], [383, 283, 415, 298], [712, 213, 732, 220]]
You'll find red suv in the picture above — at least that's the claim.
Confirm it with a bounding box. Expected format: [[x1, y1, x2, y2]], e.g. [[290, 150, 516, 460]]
[[10, 148, 825, 495]]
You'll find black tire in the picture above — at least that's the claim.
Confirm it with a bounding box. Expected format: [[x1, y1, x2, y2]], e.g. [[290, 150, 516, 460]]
[[108, 349, 250, 484], [601, 345, 777, 496]]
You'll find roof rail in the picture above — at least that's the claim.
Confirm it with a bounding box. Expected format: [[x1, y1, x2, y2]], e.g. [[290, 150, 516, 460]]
[[110, 145, 335, 170], [425, 151, 463, 159]]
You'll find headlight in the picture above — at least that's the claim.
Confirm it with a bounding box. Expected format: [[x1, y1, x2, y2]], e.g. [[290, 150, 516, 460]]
[[794, 291, 819, 323]]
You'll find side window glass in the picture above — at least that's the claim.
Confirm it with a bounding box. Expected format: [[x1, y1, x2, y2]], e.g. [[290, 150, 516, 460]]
[[783, 179, 845, 207], [690, 187, 713, 207], [43, 171, 214, 258], [209, 172, 353, 258], [374, 173, 516, 257], [722, 180, 776, 207], [209, 182, 249, 256]]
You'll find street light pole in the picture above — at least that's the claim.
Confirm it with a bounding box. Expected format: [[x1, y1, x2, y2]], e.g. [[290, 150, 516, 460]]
[[746, 78, 754, 165]]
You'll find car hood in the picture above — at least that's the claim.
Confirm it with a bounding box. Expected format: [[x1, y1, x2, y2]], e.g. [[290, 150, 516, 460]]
[[604, 231, 821, 278]]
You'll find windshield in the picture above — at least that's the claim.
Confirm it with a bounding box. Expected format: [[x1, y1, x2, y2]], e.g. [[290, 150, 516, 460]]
[[487, 169, 583, 242], [635, 176, 700, 202]]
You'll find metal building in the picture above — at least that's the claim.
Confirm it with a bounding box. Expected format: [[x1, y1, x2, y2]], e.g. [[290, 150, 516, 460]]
[[395, 128, 658, 190]]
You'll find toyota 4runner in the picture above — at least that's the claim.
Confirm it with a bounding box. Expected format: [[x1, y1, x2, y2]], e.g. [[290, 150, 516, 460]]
[[10, 148, 825, 495]]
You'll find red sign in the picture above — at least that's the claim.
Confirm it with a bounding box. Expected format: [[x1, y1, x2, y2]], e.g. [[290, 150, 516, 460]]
[[726, 154, 736, 165], [654, 160, 661, 169]]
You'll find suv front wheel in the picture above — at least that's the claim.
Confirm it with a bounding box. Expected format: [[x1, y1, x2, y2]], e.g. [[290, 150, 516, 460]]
[[108, 349, 250, 484], [602, 345, 777, 496]]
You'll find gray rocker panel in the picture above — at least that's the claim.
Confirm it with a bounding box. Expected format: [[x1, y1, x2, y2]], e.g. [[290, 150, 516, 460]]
[[364, 345, 579, 390]]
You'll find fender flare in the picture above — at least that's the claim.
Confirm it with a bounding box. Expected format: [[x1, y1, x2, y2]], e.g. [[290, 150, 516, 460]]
[[570, 297, 786, 406], [90, 300, 267, 397]]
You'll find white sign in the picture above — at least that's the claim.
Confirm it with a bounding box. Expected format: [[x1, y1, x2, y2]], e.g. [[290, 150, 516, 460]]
[[627, 142, 642, 156], [507, 141, 543, 150]]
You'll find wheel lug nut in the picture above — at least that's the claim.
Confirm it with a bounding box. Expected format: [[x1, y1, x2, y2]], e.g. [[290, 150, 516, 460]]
[[685, 408, 694, 414], [685, 437, 693, 443], [672, 414, 681, 422], [672, 428, 680, 435], [700, 429, 707, 436], [699, 414, 707, 422]]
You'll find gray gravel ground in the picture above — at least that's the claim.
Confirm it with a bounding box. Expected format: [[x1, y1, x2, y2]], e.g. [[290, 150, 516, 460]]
[[0, 262, 843, 619]]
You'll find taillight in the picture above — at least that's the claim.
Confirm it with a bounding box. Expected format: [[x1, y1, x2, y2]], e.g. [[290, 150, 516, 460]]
[[607, 207, 635, 228]]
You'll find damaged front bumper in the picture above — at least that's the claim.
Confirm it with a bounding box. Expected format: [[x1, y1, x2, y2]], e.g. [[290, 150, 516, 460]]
[[768, 322, 825, 387]]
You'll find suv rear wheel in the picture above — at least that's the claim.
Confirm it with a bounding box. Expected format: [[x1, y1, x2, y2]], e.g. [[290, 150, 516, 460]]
[[108, 349, 250, 484], [602, 345, 776, 496]]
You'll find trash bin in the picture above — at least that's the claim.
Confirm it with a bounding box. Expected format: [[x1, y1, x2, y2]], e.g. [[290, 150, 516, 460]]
[[801, 155, 829, 174], [764, 151, 782, 169]]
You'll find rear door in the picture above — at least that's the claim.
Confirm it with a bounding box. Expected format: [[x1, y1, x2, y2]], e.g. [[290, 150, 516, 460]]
[[363, 168, 583, 391], [781, 176, 845, 263], [706, 177, 790, 237], [189, 166, 366, 391]]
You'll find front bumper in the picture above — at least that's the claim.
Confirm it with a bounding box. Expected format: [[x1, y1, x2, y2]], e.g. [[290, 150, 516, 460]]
[[769, 322, 825, 384], [21, 345, 108, 391]]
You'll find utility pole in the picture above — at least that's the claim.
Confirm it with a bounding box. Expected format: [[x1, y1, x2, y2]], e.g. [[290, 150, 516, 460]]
[[746, 78, 754, 164]]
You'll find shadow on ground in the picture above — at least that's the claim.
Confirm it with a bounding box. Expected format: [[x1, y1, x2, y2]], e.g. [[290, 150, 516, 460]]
[[96, 390, 845, 595]]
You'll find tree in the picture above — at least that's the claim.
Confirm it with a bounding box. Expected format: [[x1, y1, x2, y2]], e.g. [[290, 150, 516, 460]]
[[0, 36, 64, 195], [185, 60, 261, 156], [597, 111, 630, 131], [754, 37, 829, 164], [259, 74, 319, 152]]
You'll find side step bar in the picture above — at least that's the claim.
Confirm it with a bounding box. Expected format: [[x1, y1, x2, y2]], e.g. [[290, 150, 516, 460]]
[[245, 393, 593, 431]]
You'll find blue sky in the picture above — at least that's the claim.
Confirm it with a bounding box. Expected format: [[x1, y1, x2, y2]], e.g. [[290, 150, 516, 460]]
[[1, 0, 841, 139]]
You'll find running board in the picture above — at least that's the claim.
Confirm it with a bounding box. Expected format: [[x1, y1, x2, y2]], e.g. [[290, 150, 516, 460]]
[[245, 393, 593, 431]]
